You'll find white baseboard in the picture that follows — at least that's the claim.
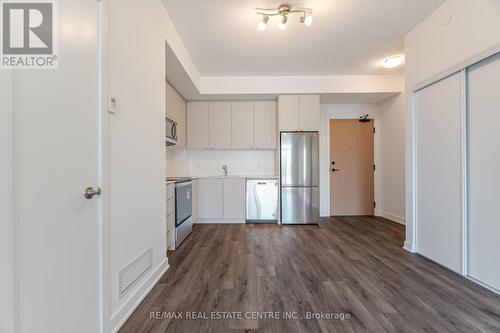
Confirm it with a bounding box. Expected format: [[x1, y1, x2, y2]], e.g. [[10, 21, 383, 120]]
[[380, 211, 406, 225], [109, 258, 169, 333], [196, 218, 245, 224], [403, 241, 415, 253]]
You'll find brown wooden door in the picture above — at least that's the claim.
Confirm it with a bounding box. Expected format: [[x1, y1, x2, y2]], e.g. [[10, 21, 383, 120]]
[[330, 119, 374, 216]]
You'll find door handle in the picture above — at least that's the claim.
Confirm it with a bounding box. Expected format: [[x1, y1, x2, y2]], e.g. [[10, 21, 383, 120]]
[[331, 168, 340, 172], [84, 187, 101, 199]]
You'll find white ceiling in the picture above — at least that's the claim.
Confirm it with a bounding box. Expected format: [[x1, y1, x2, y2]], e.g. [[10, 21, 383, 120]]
[[162, 0, 444, 76]]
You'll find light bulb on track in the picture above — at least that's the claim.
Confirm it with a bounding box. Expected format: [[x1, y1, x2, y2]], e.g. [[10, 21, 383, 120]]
[[304, 14, 312, 26], [258, 15, 269, 31], [279, 15, 288, 30]]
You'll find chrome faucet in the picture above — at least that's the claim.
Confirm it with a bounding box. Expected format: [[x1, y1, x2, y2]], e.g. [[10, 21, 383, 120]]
[[222, 165, 228, 176]]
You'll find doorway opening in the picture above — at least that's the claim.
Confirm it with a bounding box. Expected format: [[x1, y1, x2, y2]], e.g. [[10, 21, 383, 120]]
[[330, 119, 375, 216]]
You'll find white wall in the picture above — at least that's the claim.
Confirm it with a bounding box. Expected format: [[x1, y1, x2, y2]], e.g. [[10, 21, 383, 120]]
[[319, 101, 405, 223], [107, 0, 169, 331], [404, 0, 500, 251], [379, 94, 406, 223], [0, 72, 14, 333], [189, 150, 276, 177], [200, 75, 404, 95]]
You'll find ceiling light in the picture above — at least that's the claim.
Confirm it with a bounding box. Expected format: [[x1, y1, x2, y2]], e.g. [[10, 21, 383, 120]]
[[255, 4, 312, 31], [258, 15, 269, 31], [382, 55, 405, 69], [301, 13, 313, 26], [279, 15, 288, 30]]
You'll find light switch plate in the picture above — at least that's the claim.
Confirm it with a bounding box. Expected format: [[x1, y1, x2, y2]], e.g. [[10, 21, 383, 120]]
[[108, 93, 118, 114]]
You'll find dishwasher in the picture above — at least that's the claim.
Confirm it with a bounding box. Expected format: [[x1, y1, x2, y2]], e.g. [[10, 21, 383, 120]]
[[246, 179, 279, 223]]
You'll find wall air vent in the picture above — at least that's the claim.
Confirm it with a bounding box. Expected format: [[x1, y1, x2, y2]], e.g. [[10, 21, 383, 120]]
[[119, 247, 153, 297]]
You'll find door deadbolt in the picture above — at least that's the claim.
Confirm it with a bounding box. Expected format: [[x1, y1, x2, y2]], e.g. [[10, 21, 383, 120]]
[[84, 187, 101, 199]]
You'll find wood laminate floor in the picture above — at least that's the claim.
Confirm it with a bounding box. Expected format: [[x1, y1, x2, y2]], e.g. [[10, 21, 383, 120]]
[[119, 217, 500, 333]]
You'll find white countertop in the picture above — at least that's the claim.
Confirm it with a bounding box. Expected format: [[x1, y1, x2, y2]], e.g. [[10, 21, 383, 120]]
[[192, 175, 278, 179], [166, 180, 176, 185]]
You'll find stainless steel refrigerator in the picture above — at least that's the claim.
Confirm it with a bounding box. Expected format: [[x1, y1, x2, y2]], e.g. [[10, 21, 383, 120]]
[[280, 132, 320, 224]]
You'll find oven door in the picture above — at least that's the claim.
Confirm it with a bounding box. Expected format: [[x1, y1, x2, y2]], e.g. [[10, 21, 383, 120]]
[[175, 181, 192, 227]]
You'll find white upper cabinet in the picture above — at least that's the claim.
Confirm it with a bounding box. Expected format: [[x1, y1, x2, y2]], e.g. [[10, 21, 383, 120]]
[[231, 101, 254, 149], [166, 81, 187, 147], [187, 102, 209, 150], [254, 101, 276, 149], [187, 100, 277, 150], [278, 95, 299, 131], [299, 95, 320, 131], [209, 101, 232, 149], [222, 178, 246, 219], [278, 95, 320, 132]]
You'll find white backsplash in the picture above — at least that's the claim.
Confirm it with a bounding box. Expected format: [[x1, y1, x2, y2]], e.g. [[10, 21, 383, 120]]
[[189, 150, 276, 177], [165, 147, 190, 177]]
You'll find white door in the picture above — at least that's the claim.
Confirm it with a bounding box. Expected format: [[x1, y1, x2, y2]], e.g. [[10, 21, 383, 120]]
[[231, 101, 254, 149], [468, 53, 500, 291], [254, 101, 276, 149], [13, 1, 102, 332], [209, 101, 232, 149], [415, 73, 463, 273]]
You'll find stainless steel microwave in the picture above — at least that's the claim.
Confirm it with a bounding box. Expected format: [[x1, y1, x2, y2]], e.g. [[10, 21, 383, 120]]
[[166, 116, 178, 146]]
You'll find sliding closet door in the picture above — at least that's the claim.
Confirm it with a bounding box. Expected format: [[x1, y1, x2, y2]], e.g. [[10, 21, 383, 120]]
[[468, 53, 500, 291], [415, 72, 463, 273]]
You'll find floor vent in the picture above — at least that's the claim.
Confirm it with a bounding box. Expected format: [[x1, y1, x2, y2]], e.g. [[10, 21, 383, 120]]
[[119, 247, 152, 297]]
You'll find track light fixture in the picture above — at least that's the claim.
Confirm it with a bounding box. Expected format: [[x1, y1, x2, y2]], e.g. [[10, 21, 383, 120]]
[[256, 4, 312, 31]]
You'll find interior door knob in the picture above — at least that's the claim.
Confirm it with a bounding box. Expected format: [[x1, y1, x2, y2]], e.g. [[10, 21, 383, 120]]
[[84, 187, 101, 199]]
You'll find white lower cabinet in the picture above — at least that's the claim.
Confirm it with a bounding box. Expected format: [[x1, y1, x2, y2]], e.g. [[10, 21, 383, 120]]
[[223, 178, 246, 219], [198, 178, 223, 219], [197, 177, 245, 223]]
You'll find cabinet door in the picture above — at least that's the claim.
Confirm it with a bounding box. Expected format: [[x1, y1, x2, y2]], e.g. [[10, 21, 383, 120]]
[[254, 101, 276, 149], [187, 102, 209, 149], [223, 178, 246, 220], [209, 101, 232, 149], [198, 178, 223, 219], [299, 95, 320, 131], [231, 101, 254, 149], [278, 95, 299, 131]]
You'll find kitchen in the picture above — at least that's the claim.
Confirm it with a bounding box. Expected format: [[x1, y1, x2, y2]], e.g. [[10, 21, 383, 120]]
[[165, 81, 321, 250], [5, 1, 500, 332]]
